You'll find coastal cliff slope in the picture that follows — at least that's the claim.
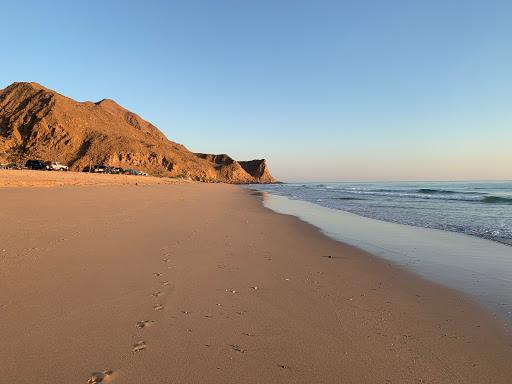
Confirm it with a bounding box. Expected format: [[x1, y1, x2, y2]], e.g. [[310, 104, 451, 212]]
[[0, 82, 276, 183]]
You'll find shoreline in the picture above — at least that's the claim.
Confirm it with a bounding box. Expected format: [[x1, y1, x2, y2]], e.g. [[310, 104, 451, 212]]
[[249, 181, 512, 247], [255, 192, 512, 324], [1, 181, 511, 383]]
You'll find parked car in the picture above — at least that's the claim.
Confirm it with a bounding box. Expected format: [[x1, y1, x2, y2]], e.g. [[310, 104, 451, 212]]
[[46, 162, 69, 171], [123, 169, 140, 175], [110, 167, 124, 174], [93, 165, 112, 173], [25, 159, 47, 170]]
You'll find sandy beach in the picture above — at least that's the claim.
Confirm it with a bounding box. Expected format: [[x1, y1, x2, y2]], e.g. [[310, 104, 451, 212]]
[[0, 169, 185, 188], [0, 174, 511, 383]]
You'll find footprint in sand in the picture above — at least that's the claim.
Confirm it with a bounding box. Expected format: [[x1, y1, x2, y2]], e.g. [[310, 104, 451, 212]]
[[230, 344, 246, 353], [153, 304, 164, 311], [136, 320, 155, 329], [151, 291, 163, 297], [87, 369, 113, 383], [153, 272, 163, 277], [132, 341, 147, 352]]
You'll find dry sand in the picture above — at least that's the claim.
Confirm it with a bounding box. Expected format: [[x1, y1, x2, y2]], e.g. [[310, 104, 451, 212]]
[[0, 177, 511, 383], [0, 169, 184, 187]]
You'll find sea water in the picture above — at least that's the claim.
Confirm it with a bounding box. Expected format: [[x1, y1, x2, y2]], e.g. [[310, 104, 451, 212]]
[[250, 181, 512, 246]]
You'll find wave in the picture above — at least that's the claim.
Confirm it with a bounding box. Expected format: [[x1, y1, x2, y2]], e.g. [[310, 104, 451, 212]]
[[417, 188, 457, 194], [482, 196, 512, 204], [329, 189, 476, 200], [314, 189, 512, 205], [267, 184, 512, 205], [332, 197, 366, 201], [417, 188, 486, 196], [318, 187, 483, 197]]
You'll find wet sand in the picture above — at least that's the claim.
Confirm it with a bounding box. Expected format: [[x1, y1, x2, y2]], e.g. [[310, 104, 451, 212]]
[[261, 193, 512, 322], [0, 181, 511, 383]]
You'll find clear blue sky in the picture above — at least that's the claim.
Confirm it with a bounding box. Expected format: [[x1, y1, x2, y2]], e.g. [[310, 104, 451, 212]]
[[2, 0, 511, 181]]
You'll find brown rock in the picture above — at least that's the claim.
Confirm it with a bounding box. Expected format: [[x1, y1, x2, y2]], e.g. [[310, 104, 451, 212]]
[[0, 82, 277, 183], [195, 154, 276, 183]]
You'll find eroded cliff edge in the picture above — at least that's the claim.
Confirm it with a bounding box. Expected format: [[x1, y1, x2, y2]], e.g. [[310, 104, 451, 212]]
[[0, 82, 276, 183]]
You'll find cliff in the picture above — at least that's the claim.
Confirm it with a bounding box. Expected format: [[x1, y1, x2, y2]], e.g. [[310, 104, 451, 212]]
[[0, 82, 276, 183], [195, 153, 276, 183]]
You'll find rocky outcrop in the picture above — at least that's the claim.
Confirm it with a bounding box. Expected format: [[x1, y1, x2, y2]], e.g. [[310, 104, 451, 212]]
[[239, 159, 276, 183], [194, 153, 276, 184], [0, 82, 277, 183]]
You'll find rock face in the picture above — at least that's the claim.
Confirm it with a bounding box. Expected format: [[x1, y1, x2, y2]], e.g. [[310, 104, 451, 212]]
[[195, 153, 276, 183], [0, 82, 276, 183]]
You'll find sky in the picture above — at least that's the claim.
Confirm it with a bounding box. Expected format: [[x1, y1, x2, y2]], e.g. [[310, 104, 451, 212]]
[[1, 0, 511, 181]]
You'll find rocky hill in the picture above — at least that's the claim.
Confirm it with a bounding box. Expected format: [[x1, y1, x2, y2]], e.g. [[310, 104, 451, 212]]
[[0, 82, 276, 183]]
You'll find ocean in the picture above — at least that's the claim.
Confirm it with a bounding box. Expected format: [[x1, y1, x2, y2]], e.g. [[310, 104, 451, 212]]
[[249, 181, 512, 246]]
